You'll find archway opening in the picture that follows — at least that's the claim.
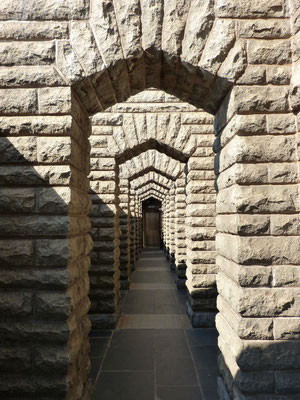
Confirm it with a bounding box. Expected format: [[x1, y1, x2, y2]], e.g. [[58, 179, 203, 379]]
[[142, 197, 162, 248]]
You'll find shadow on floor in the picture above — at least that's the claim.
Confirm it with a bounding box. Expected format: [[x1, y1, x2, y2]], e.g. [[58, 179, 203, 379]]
[[89, 248, 219, 400]]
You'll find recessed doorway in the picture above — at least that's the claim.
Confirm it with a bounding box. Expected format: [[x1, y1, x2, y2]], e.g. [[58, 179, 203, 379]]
[[142, 197, 162, 247]]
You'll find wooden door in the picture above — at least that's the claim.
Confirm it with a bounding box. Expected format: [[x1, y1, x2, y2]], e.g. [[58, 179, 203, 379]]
[[145, 210, 160, 247]]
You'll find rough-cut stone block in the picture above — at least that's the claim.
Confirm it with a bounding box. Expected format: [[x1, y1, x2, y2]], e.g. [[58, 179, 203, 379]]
[[0, 346, 32, 372], [237, 20, 291, 39], [0, 89, 37, 114], [217, 295, 273, 340], [39, 87, 71, 114], [274, 318, 300, 340], [216, 0, 288, 18], [248, 39, 291, 65], [0, 115, 72, 136], [37, 137, 71, 163], [0, 137, 37, 163], [218, 271, 300, 317], [0, 240, 34, 267], [0, 291, 32, 316], [35, 345, 69, 374], [276, 371, 300, 394], [0, 0, 89, 20], [181, 0, 214, 65], [0, 66, 66, 87], [217, 184, 300, 214], [200, 19, 236, 74], [36, 292, 71, 320], [0, 188, 35, 213], [0, 42, 55, 65], [0, 21, 69, 40]]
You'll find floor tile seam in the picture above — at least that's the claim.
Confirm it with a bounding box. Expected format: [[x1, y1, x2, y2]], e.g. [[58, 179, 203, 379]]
[[119, 313, 190, 317], [100, 369, 154, 372], [155, 384, 201, 388], [134, 269, 170, 271], [183, 329, 206, 400], [92, 331, 114, 388], [129, 288, 176, 290], [127, 288, 177, 291], [154, 346, 157, 400]]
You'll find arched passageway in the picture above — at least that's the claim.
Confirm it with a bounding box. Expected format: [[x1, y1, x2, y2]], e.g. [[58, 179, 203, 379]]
[[142, 197, 162, 247], [0, 2, 299, 400]]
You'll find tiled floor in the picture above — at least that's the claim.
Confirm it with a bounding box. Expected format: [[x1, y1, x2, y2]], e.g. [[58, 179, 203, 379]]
[[90, 248, 219, 400]]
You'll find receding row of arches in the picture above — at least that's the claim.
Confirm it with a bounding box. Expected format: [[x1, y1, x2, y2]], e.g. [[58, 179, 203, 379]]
[[1, 2, 299, 398]]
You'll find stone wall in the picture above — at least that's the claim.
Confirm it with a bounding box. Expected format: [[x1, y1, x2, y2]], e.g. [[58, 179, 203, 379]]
[[214, 2, 299, 397], [0, 1, 299, 399], [0, 87, 93, 398]]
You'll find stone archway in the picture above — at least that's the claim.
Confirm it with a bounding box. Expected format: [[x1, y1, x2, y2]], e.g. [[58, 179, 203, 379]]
[[0, 1, 299, 400]]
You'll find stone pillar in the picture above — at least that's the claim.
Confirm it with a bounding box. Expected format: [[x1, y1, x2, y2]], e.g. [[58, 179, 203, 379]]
[[118, 178, 131, 291], [161, 198, 166, 251], [169, 186, 176, 270], [129, 187, 136, 271], [89, 150, 121, 329], [174, 174, 187, 289], [139, 198, 143, 252], [0, 89, 92, 399], [185, 138, 217, 328], [164, 194, 170, 259], [214, 83, 300, 399], [136, 195, 143, 254]]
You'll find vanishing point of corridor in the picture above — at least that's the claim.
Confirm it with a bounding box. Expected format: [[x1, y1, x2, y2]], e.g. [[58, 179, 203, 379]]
[[89, 249, 219, 400]]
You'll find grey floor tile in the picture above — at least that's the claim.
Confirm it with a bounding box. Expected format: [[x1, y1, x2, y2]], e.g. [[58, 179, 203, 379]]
[[92, 371, 154, 400], [102, 330, 154, 371], [154, 330, 191, 357], [131, 283, 175, 290], [90, 357, 103, 384], [117, 314, 191, 329], [191, 345, 219, 370], [185, 329, 219, 346], [89, 337, 110, 358], [89, 249, 219, 400], [123, 289, 185, 315], [123, 290, 155, 314], [198, 369, 219, 400], [155, 353, 198, 386], [89, 330, 112, 338], [133, 271, 173, 283], [156, 385, 203, 400]]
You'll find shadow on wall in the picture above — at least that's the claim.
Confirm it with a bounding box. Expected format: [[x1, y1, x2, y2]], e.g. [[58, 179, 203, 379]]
[[0, 136, 93, 397], [74, 56, 235, 117], [0, 137, 133, 397], [88, 190, 138, 327], [218, 338, 300, 399], [0, 81, 236, 399]]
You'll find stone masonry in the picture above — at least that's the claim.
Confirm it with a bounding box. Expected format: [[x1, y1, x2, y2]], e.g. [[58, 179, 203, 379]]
[[0, 1, 299, 399]]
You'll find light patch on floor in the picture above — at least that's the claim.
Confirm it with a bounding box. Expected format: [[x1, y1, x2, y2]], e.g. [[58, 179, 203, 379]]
[[130, 283, 175, 290], [117, 314, 191, 329]]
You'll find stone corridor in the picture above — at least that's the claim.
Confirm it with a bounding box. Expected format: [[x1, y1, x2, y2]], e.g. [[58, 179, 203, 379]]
[[2, 1, 300, 399], [89, 249, 219, 400]]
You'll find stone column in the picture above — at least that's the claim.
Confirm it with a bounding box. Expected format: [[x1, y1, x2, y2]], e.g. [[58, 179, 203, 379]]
[[169, 186, 176, 270], [174, 174, 187, 289], [118, 178, 131, 291], [164, 194, 170, 259], [139, 198, 143, 252], [136, 195, 143, 254], [161, 198, 166, 251], [89, 150, 121, 329], [214, 83, 300, 399], [129, 187, 136, 271], [0, 89, 92, 399], [185, 137, 217, 328]]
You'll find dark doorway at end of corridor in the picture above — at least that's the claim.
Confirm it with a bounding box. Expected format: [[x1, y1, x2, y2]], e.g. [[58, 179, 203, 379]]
[[142, 197, 162, 248]]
